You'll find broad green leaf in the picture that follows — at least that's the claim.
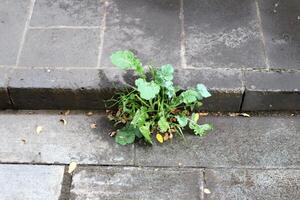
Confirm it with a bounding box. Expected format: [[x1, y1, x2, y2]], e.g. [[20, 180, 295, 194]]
[[131, 107, 148, 127], [157, 64, 174, 82], [111, 50, 136, 69], [115, 125, 138, 145], [139, 123, 153, 144], [180, 89, 200, 104], [175, 115, 188, 127], [190, 123, 213, 136], [196, 84, 211, 98], [135, 78, 160, 100], [158, 117, 170, 132], [110, 51, 144, 76]]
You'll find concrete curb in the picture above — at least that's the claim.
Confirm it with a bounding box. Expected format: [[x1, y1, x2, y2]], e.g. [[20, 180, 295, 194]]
[[1, 66, 299, 111]]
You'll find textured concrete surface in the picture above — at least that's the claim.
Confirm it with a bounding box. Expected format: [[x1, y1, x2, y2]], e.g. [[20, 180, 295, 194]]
[[184, 0, 265, 69], [0, 164, 64, 200], [70, 167, 203, 200], [19, 28, 100, 68], [135, 116, 300, 167], [30, 0, 105, 26], [101, 0, 181, 68], [0, 111, 134, 164], [205, 169, 300, 200], [243, 71, 300, 111], [0, 66, 11, 109], [0, 0, 30, 65], [257, 0, 300, 69]]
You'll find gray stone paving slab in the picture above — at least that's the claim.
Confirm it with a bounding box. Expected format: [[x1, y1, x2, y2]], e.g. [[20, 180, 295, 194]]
[[101, 0, 181, 68], [135, 116, 300, 167], [258, 0, 300, 69], [70, 166, 203, 200], [204, 169, 300, 200], [0, 164, 64, 200], [0, 0, 30, 65], [30, 0, 105, 26], [8, 68, 128, 109], [174, 68, 244, 111], [0, 111, 134, 165], [243, 71, 300, 111], [184, 0, 265, 69], [19, 28, 100, 68]]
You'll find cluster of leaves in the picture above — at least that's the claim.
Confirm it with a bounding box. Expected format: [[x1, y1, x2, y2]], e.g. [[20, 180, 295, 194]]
[[106, 50, 213, 145]]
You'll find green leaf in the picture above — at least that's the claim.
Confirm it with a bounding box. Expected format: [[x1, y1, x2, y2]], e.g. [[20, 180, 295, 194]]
[[175, 115, 188, 127], [190, 123, 213, 136], [131, 107, 148, 127], [158, 117, 170, 132], [196, 84, 211, 98], [180, 89, 200, 104], [157, 64, 174, 82], [115, 125, 138, 145], [139, 122, 153, 144], [110, 51, 144, 76], [135, 78, 160, 100]]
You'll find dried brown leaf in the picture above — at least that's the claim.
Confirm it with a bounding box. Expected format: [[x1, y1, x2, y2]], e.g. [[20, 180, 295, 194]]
[[90, 123, 97, 129], [86, 111, 93, 116]]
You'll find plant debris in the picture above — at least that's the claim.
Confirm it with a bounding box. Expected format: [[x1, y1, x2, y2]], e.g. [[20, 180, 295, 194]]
[[59, 118, 67, 125], [68, 161, 77, 174], [36, 126, 43, 134]]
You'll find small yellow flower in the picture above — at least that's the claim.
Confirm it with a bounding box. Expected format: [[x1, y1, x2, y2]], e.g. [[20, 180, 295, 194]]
[[156, 133, 164, 143]]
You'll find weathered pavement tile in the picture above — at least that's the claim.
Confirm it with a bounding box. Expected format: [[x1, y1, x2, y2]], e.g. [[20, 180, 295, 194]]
[[0, 0, 30, 65], [258, 0, 300, 70], [136, 116, 300, 167], [0, 164, 64, 200], [8, 68, 128, 109], [0, 111, 134, 165], [30, 0, 105, 26], [204, 169, 300, 200], [70, 167, 203, 200], [101, 0, 181, 68], [19, 29, 100, 68], [184, 0, 265, 69], [243, 71, 300, 111]]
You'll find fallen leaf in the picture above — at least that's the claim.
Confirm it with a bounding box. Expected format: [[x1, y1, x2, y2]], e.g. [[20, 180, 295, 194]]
[[109, 131, 117, 137], [169, 133, 173, 139], [21, 139, 27, 144], [163, 133, 169, 141], [36, 126, 43, 134], [59, 118, 67, 125], [228, 112, 239, 117], [60, 110, 70, 115], [86, 111, 93, 116], [199, 112, 209, 117], [156, 133, 164, 143], [204, 188, 211, 194], [68, 161, 77, 174], [90, 123, 97, 129], [239, 113, 251, 117]]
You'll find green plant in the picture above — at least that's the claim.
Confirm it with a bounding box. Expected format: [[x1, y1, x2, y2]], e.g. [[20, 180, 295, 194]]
[[106, 50, 213, 145]]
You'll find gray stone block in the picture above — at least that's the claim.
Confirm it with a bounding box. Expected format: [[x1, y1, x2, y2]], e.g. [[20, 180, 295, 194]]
[[101, 0, 181, 68], [204, 169, 300, 200], [184, 0, 265, 69], [30, 0, 105, 26], [0, 0, 30, 65], [0, 164, 64, 200], [174, 68, 244, 111], [0, 111, 134, 165], [135, 116, 300, 167], [8, 68, 132, 109], [258, 0, 300, 69], [242, 71, 300, 111], [18, 29, 100, 68], [70, 167, 203, 200]]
